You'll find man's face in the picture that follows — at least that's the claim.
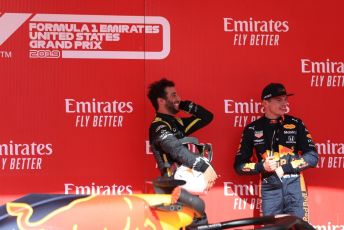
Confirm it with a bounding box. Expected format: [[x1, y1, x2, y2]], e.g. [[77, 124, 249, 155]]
[[162, 86, 180, 114], [264, 95, 289, 118]]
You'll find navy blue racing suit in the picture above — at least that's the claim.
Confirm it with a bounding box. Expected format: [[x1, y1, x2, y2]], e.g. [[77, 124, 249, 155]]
[[234, 115, 318, 222]]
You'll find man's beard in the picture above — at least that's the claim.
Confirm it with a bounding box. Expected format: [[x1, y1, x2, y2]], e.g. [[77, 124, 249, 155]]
[[165, 100, 179, 114]]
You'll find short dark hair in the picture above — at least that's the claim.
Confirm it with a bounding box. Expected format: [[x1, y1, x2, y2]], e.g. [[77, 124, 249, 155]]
[[147, 78, 175, 111]]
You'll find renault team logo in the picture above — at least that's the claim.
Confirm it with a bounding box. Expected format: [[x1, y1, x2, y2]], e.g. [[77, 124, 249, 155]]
[[254, 131, 263, 138], [0, 13, 170, 59], [283, 124, 296, 129]]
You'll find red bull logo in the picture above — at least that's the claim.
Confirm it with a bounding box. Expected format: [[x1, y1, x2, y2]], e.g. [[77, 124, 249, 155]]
[[6, 194, 194, 229]]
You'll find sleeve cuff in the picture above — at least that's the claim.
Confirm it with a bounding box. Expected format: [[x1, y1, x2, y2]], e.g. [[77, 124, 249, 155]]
[[255, 161, 264, 173], [282, 163, 294, 174]]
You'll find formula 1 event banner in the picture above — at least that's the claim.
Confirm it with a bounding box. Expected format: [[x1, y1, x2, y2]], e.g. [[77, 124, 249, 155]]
[[0, 0, 343, 229]]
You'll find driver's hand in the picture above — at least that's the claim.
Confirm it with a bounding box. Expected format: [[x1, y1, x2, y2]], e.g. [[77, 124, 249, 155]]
[[179, 100, 193, 112], [263, 156, 277, 172]]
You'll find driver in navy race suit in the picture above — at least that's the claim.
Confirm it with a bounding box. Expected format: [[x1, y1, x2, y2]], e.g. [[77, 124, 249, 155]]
[[147, 78, 217, 228], [234, 83, 318, 222]]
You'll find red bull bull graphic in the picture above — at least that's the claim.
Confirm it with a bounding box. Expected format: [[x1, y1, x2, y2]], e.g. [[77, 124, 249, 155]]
[[3, 194, 195, 229], [1, 193, 317, 229]]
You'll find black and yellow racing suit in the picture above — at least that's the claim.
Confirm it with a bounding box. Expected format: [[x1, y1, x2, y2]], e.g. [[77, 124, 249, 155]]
[[149, 100, 213, 227], [149, 101, 213, 177]]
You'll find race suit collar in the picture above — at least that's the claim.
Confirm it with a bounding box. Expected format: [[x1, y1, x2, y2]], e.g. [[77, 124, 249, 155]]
[[263, 115, 284, 125], [156, 112, 176, 121]]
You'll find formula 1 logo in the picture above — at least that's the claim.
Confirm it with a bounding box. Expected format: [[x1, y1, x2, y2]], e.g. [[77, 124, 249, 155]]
[[0, 13, 170, 59], [0, 13, 30, 58], [0, 13, 31, 46]]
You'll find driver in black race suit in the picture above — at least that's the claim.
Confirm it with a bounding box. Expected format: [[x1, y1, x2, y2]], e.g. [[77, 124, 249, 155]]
[[234, 83, 318, 222], [147, 78, 217, 227]]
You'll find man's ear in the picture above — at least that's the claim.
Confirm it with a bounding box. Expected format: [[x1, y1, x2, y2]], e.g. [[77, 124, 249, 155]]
[[262, 100, 269, 107], [157, 97, 165, 106]]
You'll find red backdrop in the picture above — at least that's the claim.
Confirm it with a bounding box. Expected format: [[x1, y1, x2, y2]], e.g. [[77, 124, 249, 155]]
[[0, 0, 343, 228]]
